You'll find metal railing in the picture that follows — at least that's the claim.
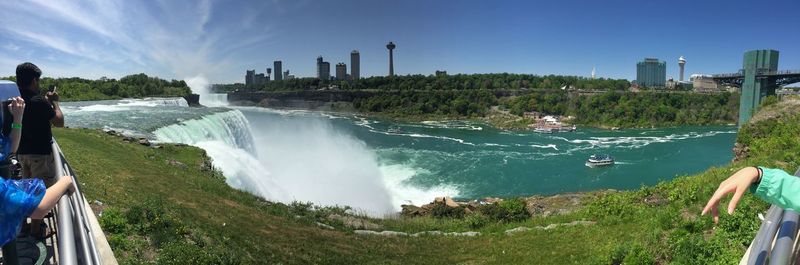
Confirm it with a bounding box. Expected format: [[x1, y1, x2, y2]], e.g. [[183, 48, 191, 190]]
[[52, 139, 102, 265], [743, 168, 800, 265]]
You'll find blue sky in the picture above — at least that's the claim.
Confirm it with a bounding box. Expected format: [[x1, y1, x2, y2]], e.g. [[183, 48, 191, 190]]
[[0, 0, 798, 85]]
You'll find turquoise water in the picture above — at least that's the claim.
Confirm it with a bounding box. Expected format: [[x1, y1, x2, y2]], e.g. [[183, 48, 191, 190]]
[[239, 108, 736, 201], [62, 98, 736, 213]]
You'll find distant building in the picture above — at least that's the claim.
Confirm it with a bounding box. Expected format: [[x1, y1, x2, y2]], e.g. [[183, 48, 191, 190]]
[[350, 50, 360, 80], [691, 74, 719, 92], [283, 70, 290, 80], [336, 63, 347, 80], [636, 58, 666, 88], [245, 70, 255, 86], [435, 70, 447, 77], [317, 56, 330, 80], [274, 61, 283, 81], [255, 73, 266, 85], [266, 68, 272, 81]]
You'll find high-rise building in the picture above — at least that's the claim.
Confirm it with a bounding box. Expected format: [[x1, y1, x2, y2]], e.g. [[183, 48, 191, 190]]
[[255, 73, 265, 85], [284, 70, 290, 80], [245, 70, 255, 86], [350, 50, 360, 80], [317, 56, 330, 80], [386, 42, 396, 76], [678, 56, 686, 81], [336, 63, 347, 80], [274, 61, 283, 81], [267, 68, 272, 81], [636, 58, 666, 88], [739, 49, 780, 125]]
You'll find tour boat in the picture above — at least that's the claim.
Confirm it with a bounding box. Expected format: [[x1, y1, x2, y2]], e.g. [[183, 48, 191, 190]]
[[585, 154, 615, 167]]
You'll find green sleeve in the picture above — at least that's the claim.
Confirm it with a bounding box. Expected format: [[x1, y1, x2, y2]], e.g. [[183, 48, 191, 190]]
[[750, 167, 800, 211]]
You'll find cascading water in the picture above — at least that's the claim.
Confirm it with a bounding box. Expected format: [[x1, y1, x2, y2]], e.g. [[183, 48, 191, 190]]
[[153, 110, 256, 153], [152, 108, 403, 215]]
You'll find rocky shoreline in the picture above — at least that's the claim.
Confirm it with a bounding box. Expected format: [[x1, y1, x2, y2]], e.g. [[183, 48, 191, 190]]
[[401, 190, 619, 219]]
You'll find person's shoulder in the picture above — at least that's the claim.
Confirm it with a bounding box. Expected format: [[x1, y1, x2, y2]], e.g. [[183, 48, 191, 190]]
[[26, 95, 50, 107]]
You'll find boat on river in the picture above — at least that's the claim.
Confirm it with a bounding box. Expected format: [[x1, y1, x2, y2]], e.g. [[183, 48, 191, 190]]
[[586, 154, 614, 167]]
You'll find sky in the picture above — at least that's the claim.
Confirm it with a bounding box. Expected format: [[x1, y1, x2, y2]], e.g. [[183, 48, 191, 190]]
[[0, 0, 799, 85]]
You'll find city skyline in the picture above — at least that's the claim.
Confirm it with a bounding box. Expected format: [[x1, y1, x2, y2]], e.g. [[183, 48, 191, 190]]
[[0, 0, 799, 85]]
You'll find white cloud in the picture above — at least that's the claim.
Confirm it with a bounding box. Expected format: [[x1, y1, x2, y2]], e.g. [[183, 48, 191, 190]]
[[0, 0, 276, 82], [3, 43, 19, 51]]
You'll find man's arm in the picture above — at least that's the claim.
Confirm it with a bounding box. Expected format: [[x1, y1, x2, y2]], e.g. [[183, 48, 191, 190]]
[[46, 91, 64, 127]]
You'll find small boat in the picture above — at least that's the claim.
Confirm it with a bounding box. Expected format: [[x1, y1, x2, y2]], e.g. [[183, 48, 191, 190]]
[[387, 126, 402, 133], [586, 154, 614, 167], [534, 128, 554, 134]]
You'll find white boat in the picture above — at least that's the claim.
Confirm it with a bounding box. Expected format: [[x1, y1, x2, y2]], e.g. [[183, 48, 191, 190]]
[[534, 128, 554, 134], [585, 154, 614, 167]]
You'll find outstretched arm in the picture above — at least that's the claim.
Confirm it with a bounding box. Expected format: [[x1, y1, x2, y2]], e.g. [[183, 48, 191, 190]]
[[703, 166, 800, 223], [29, 176, 74, 219]]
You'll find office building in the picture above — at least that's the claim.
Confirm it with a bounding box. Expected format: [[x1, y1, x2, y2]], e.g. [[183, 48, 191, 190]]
[[317, 56, 330, 80], [245, 70, 255, 86], [274, 61, 283, 81], [350, 50, 360, 80], [636, 58, 666, 88], [336, 63, 348, 80]]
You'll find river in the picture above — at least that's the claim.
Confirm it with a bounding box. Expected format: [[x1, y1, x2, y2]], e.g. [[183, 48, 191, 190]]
[[61, 96, 736, 216]]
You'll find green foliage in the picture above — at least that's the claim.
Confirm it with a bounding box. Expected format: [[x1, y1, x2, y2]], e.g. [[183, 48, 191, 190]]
[[464, 213, 490, 229], [2, 74, 192, 101], [504, 91, 739, 127], [212, 73, 631, 92], [476, 198, 530, 223], [584, 192, 642, 221], [430, 203, 466, 219], [157, 241, 241, 265], [607, 243, 654, 265], [352, 90, 497, 117]]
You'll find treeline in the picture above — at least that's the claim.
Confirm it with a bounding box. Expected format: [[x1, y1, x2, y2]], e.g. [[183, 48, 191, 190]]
[[352, 90, 497, 117], [1, 73, 192, 101], [502, 91, 740, 127], [213, 73, 631, 92]]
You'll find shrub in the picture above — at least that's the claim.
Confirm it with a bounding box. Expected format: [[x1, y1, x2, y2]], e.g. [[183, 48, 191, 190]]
[[430, 203, 465, 219], [477, 198, 529, 223], [607, 243, 654, 265], [464, 213, 490, 229]]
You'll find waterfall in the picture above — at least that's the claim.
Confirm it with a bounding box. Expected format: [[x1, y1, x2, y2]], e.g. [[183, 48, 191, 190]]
[[152, 109, 399, 216], [152, 110, 291, 202], [153, 110, 255, 153]]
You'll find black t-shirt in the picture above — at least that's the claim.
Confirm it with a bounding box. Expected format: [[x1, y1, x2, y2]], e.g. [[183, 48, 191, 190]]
[[3, 90, 55, 155]]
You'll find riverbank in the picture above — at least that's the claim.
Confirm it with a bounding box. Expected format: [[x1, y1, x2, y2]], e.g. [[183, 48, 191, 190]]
[[56, 98, 799, 263], [229, 90, 739, 130]]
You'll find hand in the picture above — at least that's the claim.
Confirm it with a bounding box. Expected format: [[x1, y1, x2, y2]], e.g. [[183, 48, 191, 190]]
[[702, 167, 760, 223], [46, 91, 60, 103], [7, 96, 25, 119], [60, 176, 76, 194]]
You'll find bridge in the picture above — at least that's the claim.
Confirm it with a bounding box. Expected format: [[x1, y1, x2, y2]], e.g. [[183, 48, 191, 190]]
[[713, 70, 800, 88], [711, 50, 800, 126]]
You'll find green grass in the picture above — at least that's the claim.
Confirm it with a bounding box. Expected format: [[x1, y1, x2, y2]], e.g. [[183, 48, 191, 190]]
[[52, 98, 800, 264]]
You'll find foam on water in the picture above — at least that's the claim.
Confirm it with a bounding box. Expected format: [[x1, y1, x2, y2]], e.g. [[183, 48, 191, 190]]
[[77, 98, 188, 112]]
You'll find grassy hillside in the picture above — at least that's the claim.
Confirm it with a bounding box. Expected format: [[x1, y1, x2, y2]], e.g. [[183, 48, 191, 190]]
[[54, 98, 800, 264]]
